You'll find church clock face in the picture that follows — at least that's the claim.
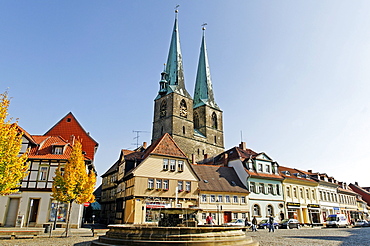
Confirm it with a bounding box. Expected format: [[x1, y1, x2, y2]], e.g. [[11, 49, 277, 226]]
[[160, 100, 167, 118], [179, 100, 187, 118]]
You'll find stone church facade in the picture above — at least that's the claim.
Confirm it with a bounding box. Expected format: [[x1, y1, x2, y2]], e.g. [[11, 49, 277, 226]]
[[152, 12, 224, 162]]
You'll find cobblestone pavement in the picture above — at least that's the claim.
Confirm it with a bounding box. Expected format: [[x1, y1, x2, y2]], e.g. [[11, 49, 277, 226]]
[[249, 226, 370, 246], [1, 227, 370, 245]]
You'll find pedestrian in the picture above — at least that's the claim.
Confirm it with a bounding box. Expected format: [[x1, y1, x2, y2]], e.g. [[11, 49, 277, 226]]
[[252, 216, 258, 231], [244, 217, 250, 228], [268, 216, 275, 232], [206, 214, 214, 225]]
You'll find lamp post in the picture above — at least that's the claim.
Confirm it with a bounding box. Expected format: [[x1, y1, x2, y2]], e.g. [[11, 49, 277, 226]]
[[216, 199, 219, 225]]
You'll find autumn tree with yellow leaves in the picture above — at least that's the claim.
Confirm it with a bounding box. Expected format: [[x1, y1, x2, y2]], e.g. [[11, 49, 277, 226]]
[[52, 139, 96, 237], [0, 91, 29, 196]]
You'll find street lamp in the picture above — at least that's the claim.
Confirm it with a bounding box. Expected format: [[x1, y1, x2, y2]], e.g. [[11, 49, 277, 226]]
[[216, 199, 219, 225]]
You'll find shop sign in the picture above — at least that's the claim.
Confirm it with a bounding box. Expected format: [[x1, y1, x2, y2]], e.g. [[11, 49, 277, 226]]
[[287, 202, 300, 207], [146, 202, 171, 209], [308, 204, 320, 208], [334, 207, 340, 210]]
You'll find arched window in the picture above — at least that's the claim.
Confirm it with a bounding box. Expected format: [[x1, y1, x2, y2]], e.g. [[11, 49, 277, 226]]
[[179, 100, 187, 118], [266, 205, 274, 216], [194, 112, 200, 129], [160, 100, 167, 118], [212, 112, 217, 129], [253, 204, 260, 216]]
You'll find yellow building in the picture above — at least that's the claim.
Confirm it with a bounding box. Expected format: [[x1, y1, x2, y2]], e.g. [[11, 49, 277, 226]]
[[280, 166, 321, 225], [112, 133, 199, 224]]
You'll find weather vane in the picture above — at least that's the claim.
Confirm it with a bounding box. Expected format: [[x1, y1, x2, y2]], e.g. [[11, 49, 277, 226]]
[[202, 23, 208, 30], [175, 5, 180, 13]]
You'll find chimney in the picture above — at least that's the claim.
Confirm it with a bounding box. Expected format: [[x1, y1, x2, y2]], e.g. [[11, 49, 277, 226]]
[[191, 154, 195, 164], [143, 142, 147, 148], [223, 153, 229, 166], [355, 182, 359, 186], [308, 170, 312, 173], [239, 142, 247, 150]]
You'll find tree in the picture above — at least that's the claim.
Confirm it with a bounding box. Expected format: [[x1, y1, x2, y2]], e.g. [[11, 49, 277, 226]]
[[0, 91, 29, 195], [52, 139, 96, 237]]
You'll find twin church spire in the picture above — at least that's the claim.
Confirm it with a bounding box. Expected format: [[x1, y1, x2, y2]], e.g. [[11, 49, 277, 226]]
[[157, 11, 218, 109]]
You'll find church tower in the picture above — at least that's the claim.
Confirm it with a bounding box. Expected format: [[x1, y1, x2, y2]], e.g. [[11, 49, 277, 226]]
[[152, 11, 224, 162]]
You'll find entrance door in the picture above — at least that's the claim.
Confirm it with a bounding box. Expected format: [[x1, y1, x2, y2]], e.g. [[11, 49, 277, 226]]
[[5, 198, 20, 226], [28, 199, 40, 225], [224, 212, 232, 223]]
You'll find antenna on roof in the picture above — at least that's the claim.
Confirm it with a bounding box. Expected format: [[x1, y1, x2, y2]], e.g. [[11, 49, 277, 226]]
[[132, 130, 149, 148]]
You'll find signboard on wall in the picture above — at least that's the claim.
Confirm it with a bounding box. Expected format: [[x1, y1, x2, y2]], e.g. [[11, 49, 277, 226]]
[[15, 215, 24, 228]]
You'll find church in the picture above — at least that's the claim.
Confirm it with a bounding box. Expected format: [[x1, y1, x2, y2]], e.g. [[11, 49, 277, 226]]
[[152, 10, 225, 162]]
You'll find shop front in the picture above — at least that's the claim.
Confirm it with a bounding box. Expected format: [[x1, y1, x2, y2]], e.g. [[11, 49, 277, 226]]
[[307, 204, 321, 224], [286, 202, 300, 220]]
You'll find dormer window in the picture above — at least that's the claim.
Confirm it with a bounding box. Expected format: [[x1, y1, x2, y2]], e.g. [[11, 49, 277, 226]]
[[265, 165, 270, 173], [258, 163, 263, 172], [282, 171, 290, 176], [54, 146, 64, 155]]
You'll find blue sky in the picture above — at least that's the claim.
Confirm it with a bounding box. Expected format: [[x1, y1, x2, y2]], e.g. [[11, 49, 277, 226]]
[[2, 1, 370, 186]]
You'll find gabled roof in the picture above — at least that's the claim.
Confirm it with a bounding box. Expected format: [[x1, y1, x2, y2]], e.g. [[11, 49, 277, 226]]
[[16, 124, 37, 144], [192, 164, 249, 193], [349, 183, 370, 206], [44, 112, 98, 160], [143, 133, 188, 160]]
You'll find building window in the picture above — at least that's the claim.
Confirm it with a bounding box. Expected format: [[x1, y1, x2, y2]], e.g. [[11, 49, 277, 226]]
[[258, 184, 264, 194], [177, 181, 183, 191], [163, 180, 169, 190], [306, 189, 310, 199], [185, 181, 191, 192], [268, 184, 273, 194], [249, 182, 255, 193], [210, 195, 216, 203], [170, 160, 176, 171], [241, 213, 246, 219], [201, 194, 207, 203], [253, 204, 260, 216], [265, 165, 270, 173], [212, 112, 218, 129], [148, 179, 154, 189], [287, 187, 291, 197], [276, 185, 280, 195], [183, 126, 186, 135], [202, 213, 207, 220], [225, 195, 230, 203], [178, 160, 184, 172], [160, 100, 167, 118], [49, 200, 67, 222], [163, 159, 169, 170], [300, 189, 304, 199], [214, 136, 217, 144], [293, 187, 297, 198], [233, 213, 238, 219], [233, 195, 238, 203], [241, 196, 246, 204], [194, 112, 200, 129], [258, 164, 263, 172], [39, 166, 48, 181], [266, 205, 274, 216], [54, 146, 63, 155], [156, 179, 162, 189], [218, 195, 223, 203]]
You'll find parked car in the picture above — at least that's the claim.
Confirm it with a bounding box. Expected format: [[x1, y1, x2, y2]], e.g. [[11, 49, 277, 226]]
[[258, 219, 279, 229], [278, 219, 301, 229], [354, 220, 370, 227], [326, 214, 348, 228], [225, 219, 245, 226]]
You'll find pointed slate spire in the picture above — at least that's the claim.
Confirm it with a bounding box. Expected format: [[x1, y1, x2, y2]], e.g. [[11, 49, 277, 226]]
[[193, 25, 219, 109], [157, 9, 191, 99]]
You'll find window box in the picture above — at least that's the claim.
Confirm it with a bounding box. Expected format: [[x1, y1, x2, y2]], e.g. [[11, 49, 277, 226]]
[[156, 188, 162, 191], [186, 190, 190, 193], [163, 189, 169, 191], [178, 189, 184, 192], [147, 188, 154, 190]]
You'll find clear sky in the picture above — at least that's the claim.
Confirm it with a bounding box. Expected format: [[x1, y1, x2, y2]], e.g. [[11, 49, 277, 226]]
[[2, 1, 370, 187]]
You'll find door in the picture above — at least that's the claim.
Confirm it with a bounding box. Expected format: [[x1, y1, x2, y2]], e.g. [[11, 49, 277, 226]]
[[224, 212, 232, 223], [5, 198, 20, 226], [28, 199, 40, 225]]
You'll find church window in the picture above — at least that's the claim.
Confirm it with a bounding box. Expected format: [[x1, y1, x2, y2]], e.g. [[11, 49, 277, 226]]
[[212, 112, 217, 129], [214, 136, 217, 144], [161, 126, 164, 135], [194, 112, 200, 129], [179, 100, 187, 118], [160, 100, 167, 118], [183, 126, 186, 135]]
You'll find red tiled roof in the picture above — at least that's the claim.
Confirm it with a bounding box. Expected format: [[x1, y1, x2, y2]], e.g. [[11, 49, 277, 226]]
[[142, 133, 188, 159], [279, 166, 317, 183], [44, 112, 98, 160], [28, 136, 73, 160]]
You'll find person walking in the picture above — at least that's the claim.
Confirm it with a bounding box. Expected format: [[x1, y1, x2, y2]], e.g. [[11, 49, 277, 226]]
[[268, 216, 275, 232], [252, 216, 258, 232], [244, 217, 250, 229], [206, 214, 214, 225]]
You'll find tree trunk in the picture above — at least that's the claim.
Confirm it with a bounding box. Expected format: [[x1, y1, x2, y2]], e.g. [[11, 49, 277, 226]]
[[64, 200, 73, 237]]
